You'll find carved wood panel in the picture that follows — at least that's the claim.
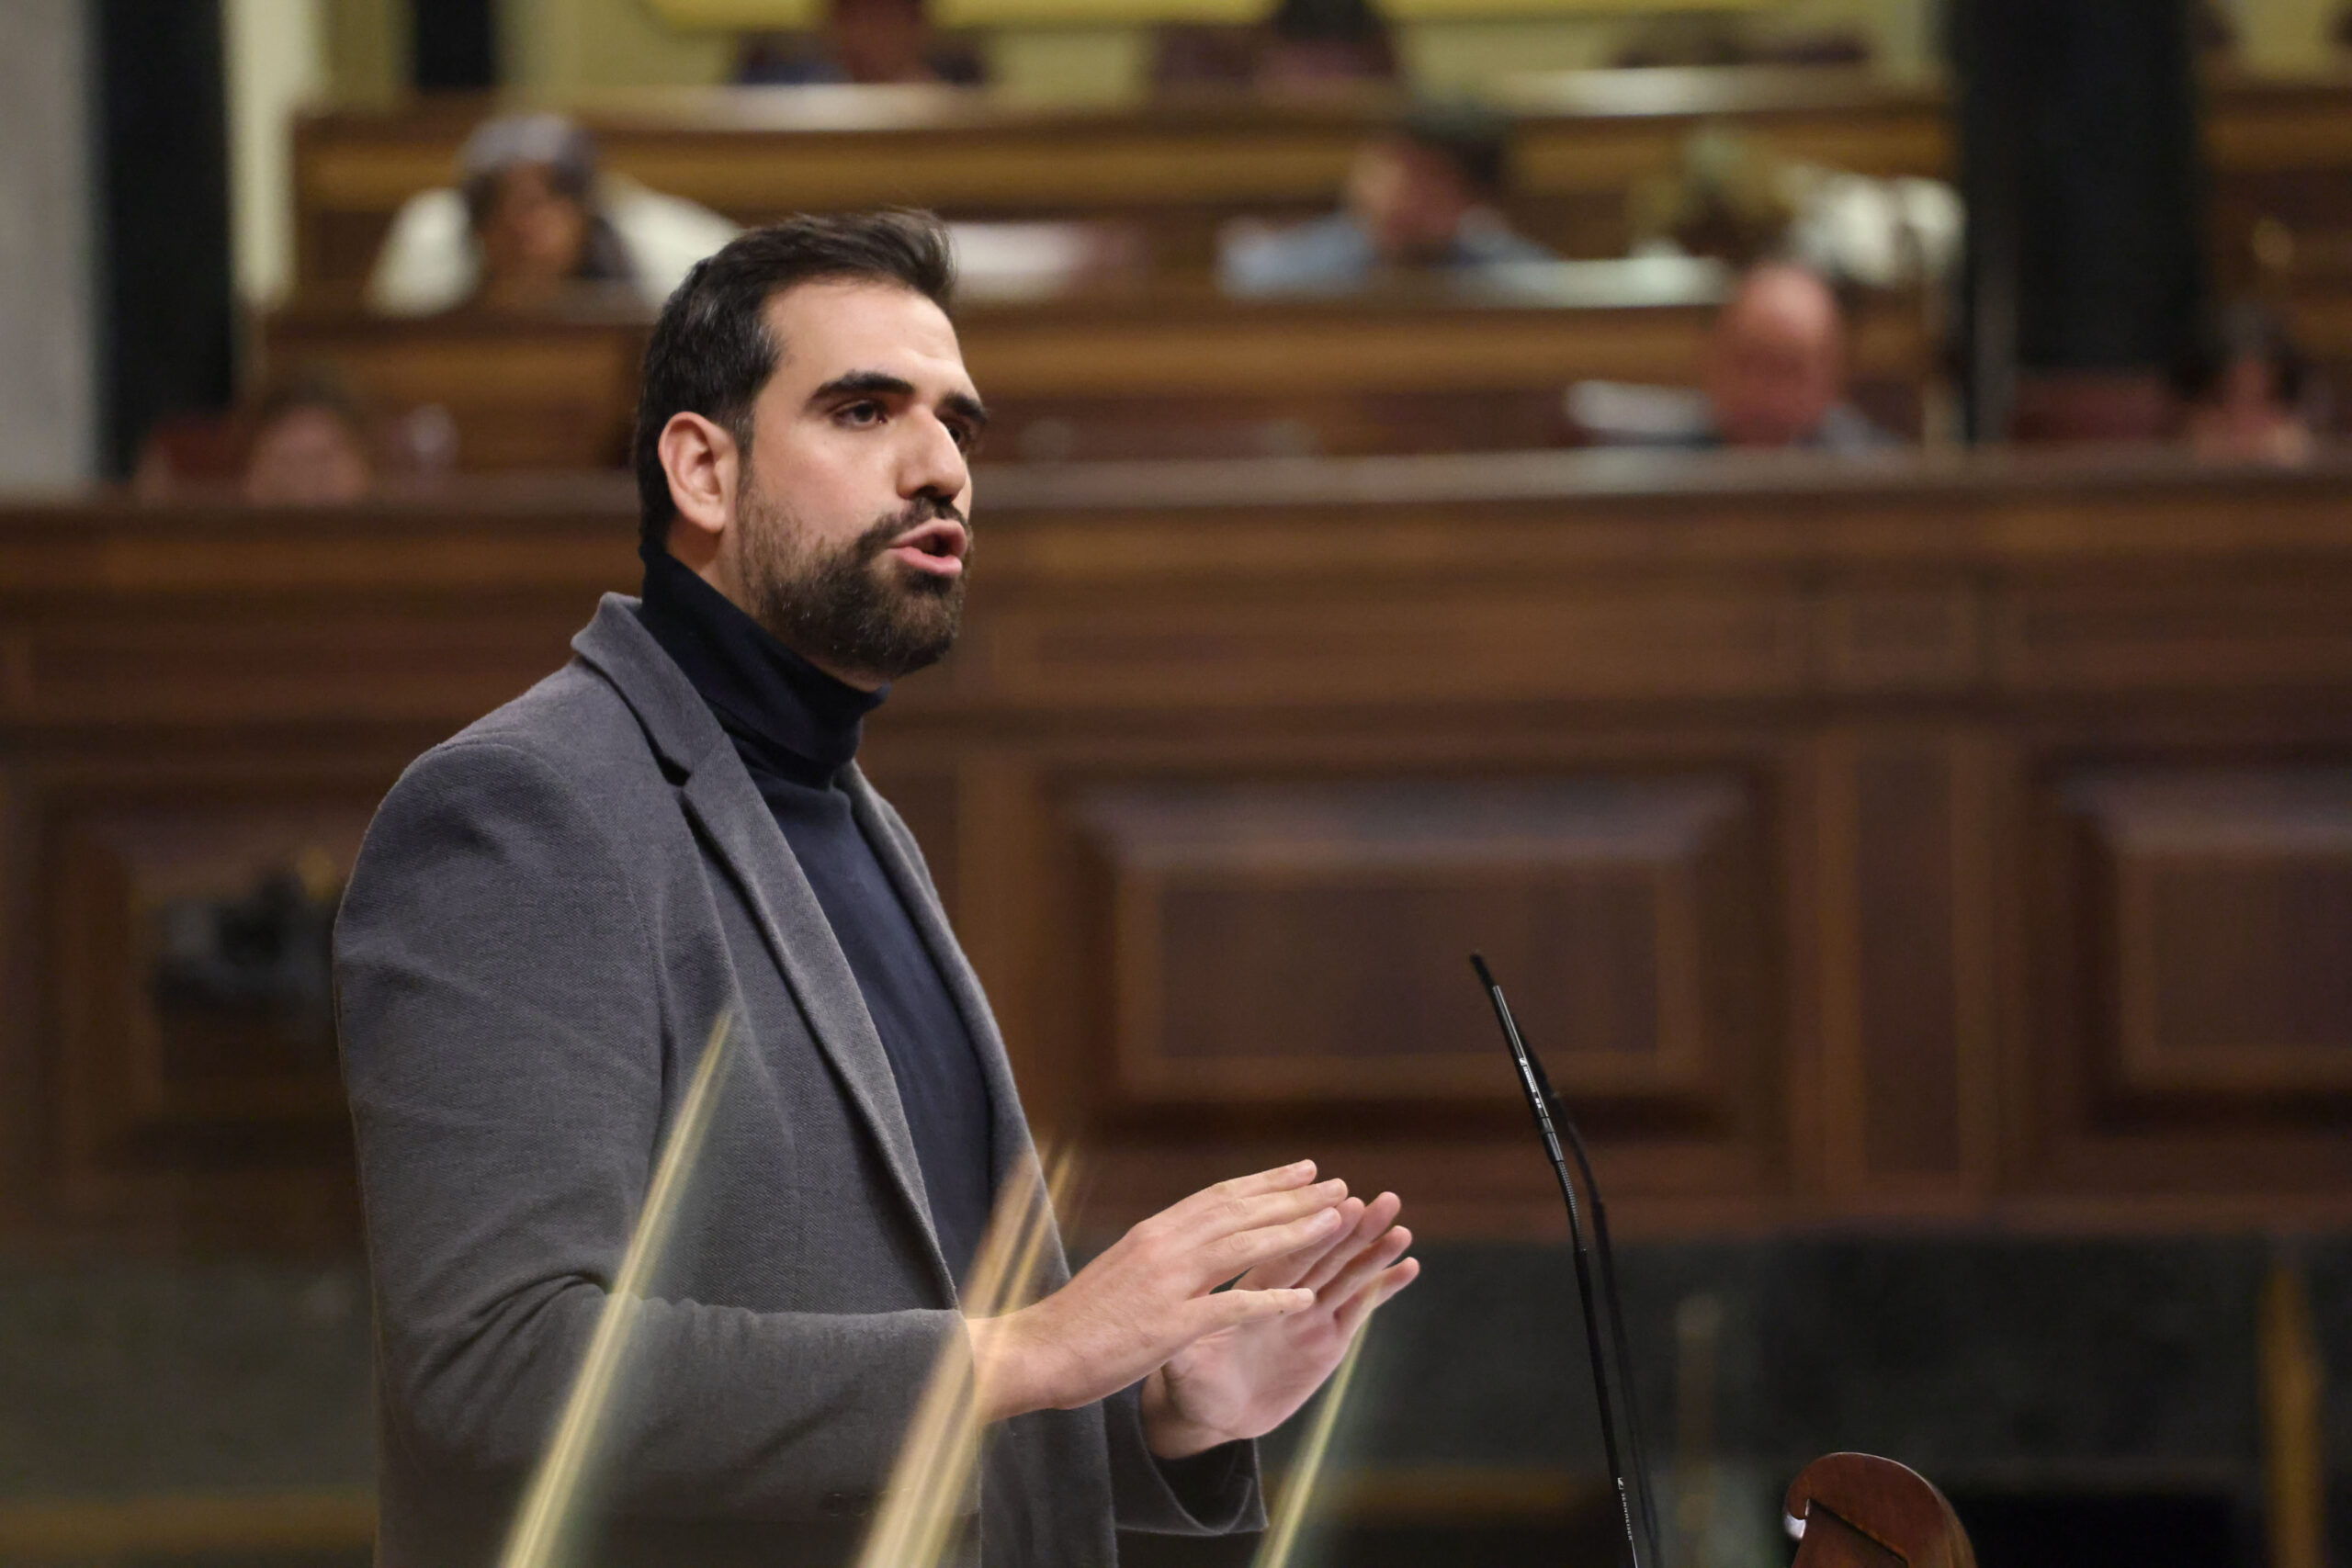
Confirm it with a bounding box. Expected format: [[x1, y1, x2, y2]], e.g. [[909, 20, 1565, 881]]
[[2024, 761, 2352, 1201], [36, 762, 389, 1246], [1046, 772, 1787, 1228]]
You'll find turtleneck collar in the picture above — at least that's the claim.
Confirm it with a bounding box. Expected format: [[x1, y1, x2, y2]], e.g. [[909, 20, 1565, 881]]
[[635, 542, 886, 788]]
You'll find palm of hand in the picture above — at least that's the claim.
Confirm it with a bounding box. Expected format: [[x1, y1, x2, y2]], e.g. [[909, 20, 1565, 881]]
[[1159, 1291, 1362, 1438], [1148, 1193, 1416, 1449]]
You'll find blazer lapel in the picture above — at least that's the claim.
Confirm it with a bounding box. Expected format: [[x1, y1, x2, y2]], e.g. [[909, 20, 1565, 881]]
[[844, 766, 1069, 1290], [571, 596, 955, 1299]]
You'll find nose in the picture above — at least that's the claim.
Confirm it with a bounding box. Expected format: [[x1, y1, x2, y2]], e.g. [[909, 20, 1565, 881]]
[[900, 406, 969, 506]]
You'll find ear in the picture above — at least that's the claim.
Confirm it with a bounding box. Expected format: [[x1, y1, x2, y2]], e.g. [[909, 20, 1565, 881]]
[[657, 412, 740, 565]]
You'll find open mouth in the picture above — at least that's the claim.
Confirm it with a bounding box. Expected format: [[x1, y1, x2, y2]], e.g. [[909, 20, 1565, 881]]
[[885, 519, 967, 578]]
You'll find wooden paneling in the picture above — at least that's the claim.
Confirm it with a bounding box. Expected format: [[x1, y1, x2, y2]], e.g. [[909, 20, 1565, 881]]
[[970, 584, 1810, 708], [258, 286, 1930, 471], [2073, 770, 2352, 1097], [33, 760, 390, 1248], [265, 305, 648, 472], [8, 449, 2352, 1244], [2023, 760, 2352, 1209], [1072, 776, 1760, 1114]]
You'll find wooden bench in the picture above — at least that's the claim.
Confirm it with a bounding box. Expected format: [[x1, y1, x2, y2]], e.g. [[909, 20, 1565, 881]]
[[259, 268, 1934, 470], [295, 72, 1948, 286], [6, 449, 2352, 1247], [293, 69, 2352, 295]]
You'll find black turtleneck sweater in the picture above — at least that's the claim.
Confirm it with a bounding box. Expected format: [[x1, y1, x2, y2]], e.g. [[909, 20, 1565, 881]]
[[637, 547, 996, 1284]]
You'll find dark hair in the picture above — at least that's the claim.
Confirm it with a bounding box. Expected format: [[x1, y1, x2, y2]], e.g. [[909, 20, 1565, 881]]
[[1397, 103, 1513, 198], [632, 210, 956, 556], [1268, 0, 1386, 44], [254, 367, 369, 436], [2171, 299, 2308, 407]]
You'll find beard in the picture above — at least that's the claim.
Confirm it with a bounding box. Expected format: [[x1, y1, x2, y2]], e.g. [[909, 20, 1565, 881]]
[[736, 478, 967, 683]]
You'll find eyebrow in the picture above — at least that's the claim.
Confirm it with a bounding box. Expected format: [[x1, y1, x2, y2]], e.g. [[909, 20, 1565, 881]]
[[810, 369, 990, 431]]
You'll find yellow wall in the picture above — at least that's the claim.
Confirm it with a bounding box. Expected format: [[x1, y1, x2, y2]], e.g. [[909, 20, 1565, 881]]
[[503, 0, 735, 89], [2236, 0, 2338, 73], [324, 0, 407, 103]]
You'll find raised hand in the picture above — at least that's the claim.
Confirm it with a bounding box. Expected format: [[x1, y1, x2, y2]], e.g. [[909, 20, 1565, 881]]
[[1139, 1190, 1418, 1459], [967, 1162, 1351, 1424]]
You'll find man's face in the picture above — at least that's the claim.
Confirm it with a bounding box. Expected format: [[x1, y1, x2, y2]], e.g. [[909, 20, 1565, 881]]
[[831, 0, 933, 83], [1703, 268, 1845, 448], [243, 407, 373, 505], [1347, 140, 1475, 265], [726, 279, 984, 685]]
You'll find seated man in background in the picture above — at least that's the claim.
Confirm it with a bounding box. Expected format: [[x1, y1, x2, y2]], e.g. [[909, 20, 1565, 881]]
[[737, 0, 985, 85], [242, 375, 376, 504], [1255, 0, 1396, 87], [130, 374, 379, 502], [368, 113, 739, 317], [2175, 300, 2319, 465], [1218, 106, 1554, 295], [1570, 261, 1896, 453]]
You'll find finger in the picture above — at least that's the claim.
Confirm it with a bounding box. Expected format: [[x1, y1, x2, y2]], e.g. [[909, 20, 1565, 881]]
[[1168, 1177, 1348, 1249], [1333, 1257, 1420, 1337], [1182, 1285, 1316, 1338], [1199, 1202, 1351, 1285], [1297, 1192, 1399, 1293], [1238, 1196, 1365, 1292], [1316, 1223, 1412, 1306], [1174, 1162, 1319, 1217]]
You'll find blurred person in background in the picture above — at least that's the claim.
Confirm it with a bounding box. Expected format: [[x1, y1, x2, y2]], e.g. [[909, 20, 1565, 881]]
[[242, 374, 376, 504], [1255, 0, 1396, 86], [368, 114, 740, 317], [1569, 262, 1894, 452], [2175, 300, 2320, 464], [130, 373, 379, 502], [1219, 105, 1553, 295], [1152, 0, 1394, 94], [1702, 262, 1891, 450], [737, 0, 985, 85]]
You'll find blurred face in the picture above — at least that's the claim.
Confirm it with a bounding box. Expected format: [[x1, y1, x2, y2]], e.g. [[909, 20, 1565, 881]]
[[243, 407, 372, 504], [706, 280, 984, 685], [2186, 354, 2312, 464], [1704, 268, 1846, 448], [475, 164, 591, 295], [1346, 140, 1476, 265], [831, 0, 934, 83]]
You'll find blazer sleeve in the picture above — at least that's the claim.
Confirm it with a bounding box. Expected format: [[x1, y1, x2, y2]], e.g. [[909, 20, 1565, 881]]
[[1102, 1383, 1263, 1537], [335, 737, 964, 1519]]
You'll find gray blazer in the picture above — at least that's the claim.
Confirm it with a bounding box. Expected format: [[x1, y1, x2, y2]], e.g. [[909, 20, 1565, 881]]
[[335, 595, 1258, 1568]]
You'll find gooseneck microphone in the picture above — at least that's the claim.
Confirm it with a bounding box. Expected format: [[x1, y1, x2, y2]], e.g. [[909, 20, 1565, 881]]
[[1470, 953, 1661, 1568]]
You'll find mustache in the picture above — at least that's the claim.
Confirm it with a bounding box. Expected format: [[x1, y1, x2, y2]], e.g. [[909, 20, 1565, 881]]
[[855, 494, 966, 554]]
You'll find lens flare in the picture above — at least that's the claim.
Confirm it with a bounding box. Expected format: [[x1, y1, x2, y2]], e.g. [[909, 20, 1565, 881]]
[[854, 1145, 1076, 1568], [496, 1010, 739, 1568], [1251, 1315, 1374, 1568]]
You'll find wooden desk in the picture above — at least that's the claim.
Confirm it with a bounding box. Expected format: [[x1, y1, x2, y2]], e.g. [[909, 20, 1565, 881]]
[[294, 73, 1946, 286], [294, 70, 2352, 297], [260, 274, 1933, 470], [6, 451, 2352, 1249]]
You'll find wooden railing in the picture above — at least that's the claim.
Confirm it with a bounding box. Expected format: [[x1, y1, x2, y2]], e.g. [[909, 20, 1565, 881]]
[[259, 272, 1935, 471], [6, 449, 2352, 1247]]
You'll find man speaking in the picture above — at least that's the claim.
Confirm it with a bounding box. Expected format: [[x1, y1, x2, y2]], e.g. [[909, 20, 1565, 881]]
[[334, 211, 1418, 1568]]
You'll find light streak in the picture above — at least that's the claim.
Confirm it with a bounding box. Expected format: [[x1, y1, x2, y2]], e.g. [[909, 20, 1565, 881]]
[[854, 1147, 1074, 1568], [1251, 1316, 1374, 1568], [496, 1010, 738, 1568]]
